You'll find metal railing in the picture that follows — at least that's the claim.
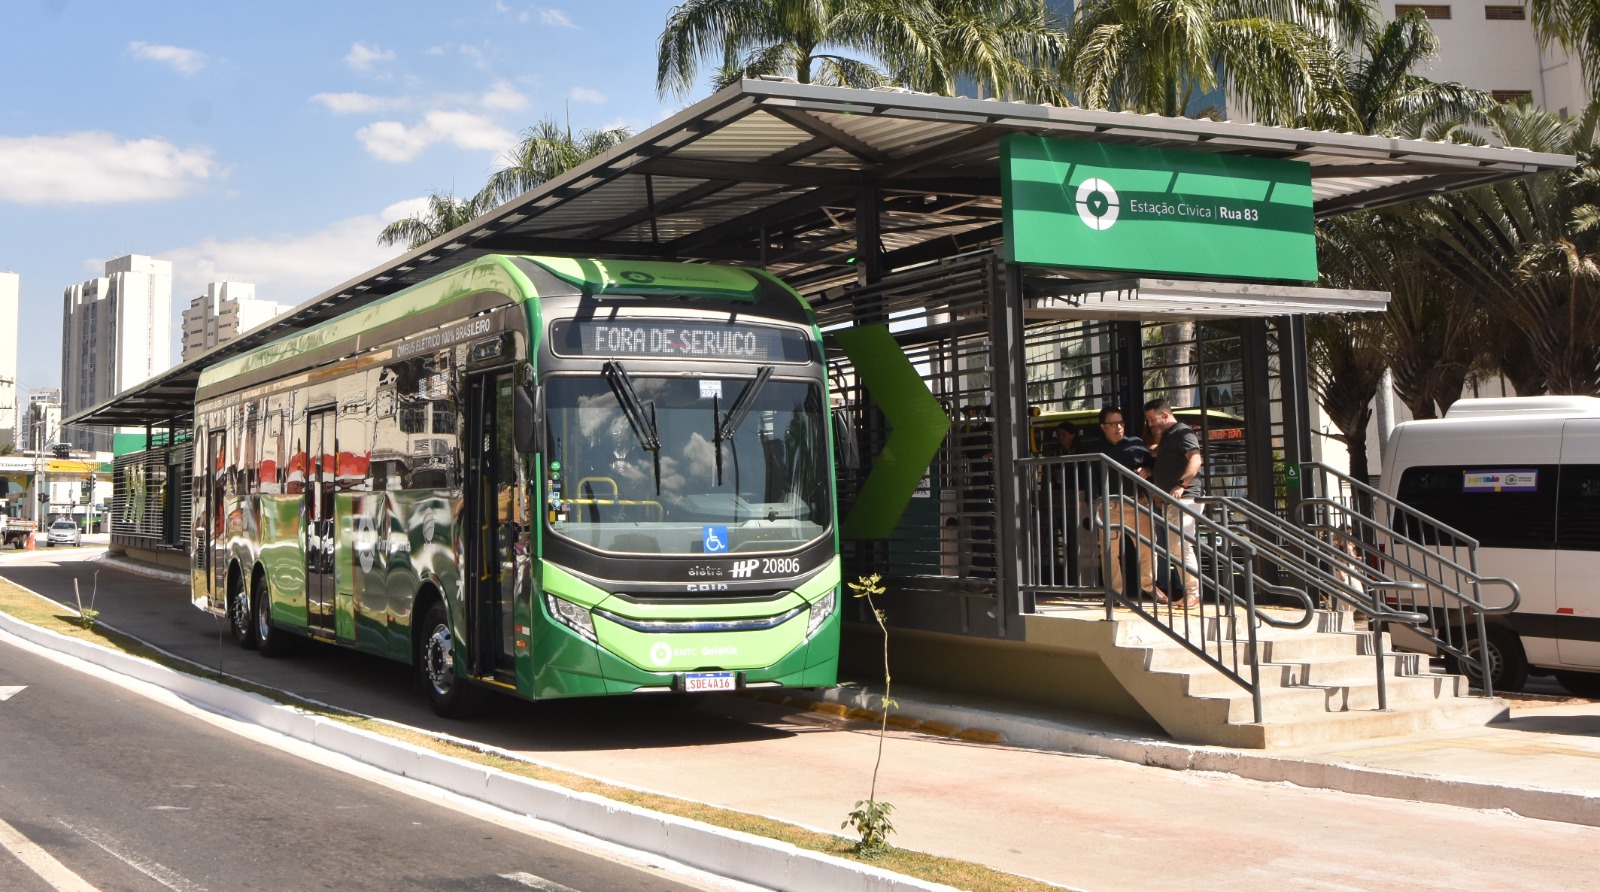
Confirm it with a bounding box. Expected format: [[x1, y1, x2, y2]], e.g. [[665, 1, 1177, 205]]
[[1019, 453, 1315, 724], [1297, 462, 1522, 696], [1199, 495, 1431, 710]]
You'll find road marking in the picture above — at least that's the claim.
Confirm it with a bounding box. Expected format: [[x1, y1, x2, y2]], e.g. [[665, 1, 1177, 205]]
[[0, 686, 24, 701], [500, 871, 582, 891], [58, 819, 199, 892], [0, 816, 99, 891]]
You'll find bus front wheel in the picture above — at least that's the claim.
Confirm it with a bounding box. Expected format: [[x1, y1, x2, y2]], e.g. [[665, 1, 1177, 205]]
[[228, 569, 257, 649], [418, 601, 482, 718]]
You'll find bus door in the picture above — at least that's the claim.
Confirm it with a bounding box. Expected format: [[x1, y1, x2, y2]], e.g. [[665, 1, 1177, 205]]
[[465, 370, 519, 679], [204, 429, 227, 606], [306, 408, 337, 637]]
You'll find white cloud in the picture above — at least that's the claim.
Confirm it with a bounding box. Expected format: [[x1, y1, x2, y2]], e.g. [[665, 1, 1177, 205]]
[[164, 201, 415, 308], [357, 111, 514, 163], [345, 42, 396, 72], [128, 41, 208, 75], [0, 132, 216, 205], [482, 81, 528, 112], [569, 87, 606, 105], [310, 92, 406, 114], [540, 9, 576, 28]]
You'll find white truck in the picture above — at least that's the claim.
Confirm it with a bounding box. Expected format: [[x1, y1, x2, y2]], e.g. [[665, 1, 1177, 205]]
[[1380, 395, 1600, 696]]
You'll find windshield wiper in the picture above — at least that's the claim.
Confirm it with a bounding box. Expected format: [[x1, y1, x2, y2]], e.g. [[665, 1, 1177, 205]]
[[602, 361, 662, 495], [714, 367, 773, 489], [718, 366, 774, 443]]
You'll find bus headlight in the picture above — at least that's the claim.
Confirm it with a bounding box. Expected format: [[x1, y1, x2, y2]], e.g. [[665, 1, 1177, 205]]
[[546, 594, 597, 642], [806, 590, 836, 638]]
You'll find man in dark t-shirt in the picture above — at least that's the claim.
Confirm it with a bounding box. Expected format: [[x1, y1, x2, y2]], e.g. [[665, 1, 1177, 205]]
[[1144, 398, 1203, 609], [1090, 406, 1159, 600]]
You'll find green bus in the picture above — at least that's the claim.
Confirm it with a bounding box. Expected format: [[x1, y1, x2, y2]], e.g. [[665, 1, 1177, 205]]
[[192, 255, 841, 715]]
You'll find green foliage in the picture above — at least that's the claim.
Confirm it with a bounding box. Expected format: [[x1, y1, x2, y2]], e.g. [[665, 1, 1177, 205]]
[[72, 573, 98, 632], [843, 798, 897, 858], [843, 572, 897, 856]]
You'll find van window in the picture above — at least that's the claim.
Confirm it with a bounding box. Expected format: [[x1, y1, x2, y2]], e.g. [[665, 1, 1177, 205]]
[[1395, 465, 1559, 549], [1558, 464, 1600, 551]]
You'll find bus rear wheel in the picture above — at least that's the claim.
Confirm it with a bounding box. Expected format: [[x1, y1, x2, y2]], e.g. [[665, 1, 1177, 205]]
[[418, 601, 482, 718], [255, 576, 292, 658]]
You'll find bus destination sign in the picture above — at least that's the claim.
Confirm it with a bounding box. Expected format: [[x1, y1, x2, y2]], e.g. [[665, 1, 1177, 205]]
[[552, 320, 810, 362]]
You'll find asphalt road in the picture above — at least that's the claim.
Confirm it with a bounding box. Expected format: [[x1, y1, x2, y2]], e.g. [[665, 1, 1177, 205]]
[[0, 595, 738, 891]]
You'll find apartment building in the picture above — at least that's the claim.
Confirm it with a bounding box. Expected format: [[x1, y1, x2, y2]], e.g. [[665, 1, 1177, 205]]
[[61, 255, 172, 452], [180, 281, 290, 362]]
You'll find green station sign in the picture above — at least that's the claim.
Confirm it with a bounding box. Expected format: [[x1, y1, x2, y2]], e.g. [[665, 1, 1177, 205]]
[[1001, 135, 1317, 282]]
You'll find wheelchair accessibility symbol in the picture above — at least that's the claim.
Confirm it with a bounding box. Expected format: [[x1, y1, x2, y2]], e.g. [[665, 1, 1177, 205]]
[[703, 525, 729, 553]]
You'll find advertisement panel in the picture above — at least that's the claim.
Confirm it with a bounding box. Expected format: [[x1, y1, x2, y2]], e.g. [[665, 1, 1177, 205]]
[[1002, 135, 1317, 281]]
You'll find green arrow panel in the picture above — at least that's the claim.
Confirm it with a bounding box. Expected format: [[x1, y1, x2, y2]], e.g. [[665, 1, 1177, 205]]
[[835, 325, 952, 540]]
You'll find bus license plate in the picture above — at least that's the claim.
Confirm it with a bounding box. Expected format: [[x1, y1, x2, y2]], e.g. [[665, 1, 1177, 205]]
[[684, 672, 736, 692]]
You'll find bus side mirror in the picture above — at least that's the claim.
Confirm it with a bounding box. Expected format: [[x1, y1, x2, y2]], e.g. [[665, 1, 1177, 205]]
[[514, 384, 539, 453]]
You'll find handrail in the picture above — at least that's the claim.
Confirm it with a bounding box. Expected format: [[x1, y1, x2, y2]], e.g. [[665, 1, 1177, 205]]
[[1298, 461, 1524, 696], [1202, 494, 1434, 710], [1020, 452, 1321, 724]]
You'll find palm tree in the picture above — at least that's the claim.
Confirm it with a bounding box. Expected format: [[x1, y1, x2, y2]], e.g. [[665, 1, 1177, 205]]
[[1528, 0, 1600, 99], [1417, 103, 1600, 396], [1060, 0, 1372, 124], [885, 0, 1070, 104], [479, 118, 632, 206], [377, 190, 497, 251], [657, 0, 924, 97], [1307, 10, 1489, 136], [1307, 312, 1388, 483]]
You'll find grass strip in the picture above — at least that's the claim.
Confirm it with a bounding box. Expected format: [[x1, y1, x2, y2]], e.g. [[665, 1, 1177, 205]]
[[0, 576, 1073, 892]]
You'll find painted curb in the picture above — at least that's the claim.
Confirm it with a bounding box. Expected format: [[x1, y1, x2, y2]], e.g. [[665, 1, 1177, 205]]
[[0, 609, 958, 892], [819, 684, 1600, 828]]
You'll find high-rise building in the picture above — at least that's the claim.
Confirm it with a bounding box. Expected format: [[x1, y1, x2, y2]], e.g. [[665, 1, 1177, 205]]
[[23, 389, 61, 453], [0, 271, 18, 449], [1391, 2, 1588, 118], [180, 282, 290, 362], [61, 254, 173, 452]]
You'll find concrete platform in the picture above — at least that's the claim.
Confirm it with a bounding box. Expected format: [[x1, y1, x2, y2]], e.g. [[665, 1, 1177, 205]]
[[3, 550, 1599, 891]]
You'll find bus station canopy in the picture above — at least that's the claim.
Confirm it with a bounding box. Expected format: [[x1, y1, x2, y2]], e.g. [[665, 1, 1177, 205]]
[[68, 78, 1574, 430]]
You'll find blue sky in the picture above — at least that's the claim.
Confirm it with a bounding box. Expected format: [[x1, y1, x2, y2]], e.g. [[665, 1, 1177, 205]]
[[0, 0, 690, 393]]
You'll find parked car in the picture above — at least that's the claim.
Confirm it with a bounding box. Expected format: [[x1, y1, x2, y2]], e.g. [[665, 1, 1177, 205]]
[[46, 519, 81, 547]]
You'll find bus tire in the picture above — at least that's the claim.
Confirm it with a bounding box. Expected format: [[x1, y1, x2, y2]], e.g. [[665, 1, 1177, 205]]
[[228, 566, 257, 649], [255, 574, 293, 658], [1465, 625, 1527, 693], [418, 600, 482, 718], [1554, 670, 1600, 699]]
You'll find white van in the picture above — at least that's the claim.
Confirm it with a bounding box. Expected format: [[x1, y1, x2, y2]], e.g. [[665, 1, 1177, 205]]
[[1380, 395, 1600, 695]]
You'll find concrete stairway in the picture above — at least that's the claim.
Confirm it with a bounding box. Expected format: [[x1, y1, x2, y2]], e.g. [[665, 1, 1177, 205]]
[[1034, 603, 1508, 749]]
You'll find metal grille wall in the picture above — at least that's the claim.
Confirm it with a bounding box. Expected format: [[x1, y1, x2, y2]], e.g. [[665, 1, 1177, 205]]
[[110, 441, 191, 553], [818, 255, 1003, 605]]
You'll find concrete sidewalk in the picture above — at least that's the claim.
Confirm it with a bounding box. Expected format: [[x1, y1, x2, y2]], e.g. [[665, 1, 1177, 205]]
[[4, 550, 1599, 891]]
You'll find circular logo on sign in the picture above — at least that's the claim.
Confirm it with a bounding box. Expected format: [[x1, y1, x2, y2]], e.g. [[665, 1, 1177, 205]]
[[621, 270, 656, 284], [1075, 177, 1120, 231], [649, 641, 673, 667]]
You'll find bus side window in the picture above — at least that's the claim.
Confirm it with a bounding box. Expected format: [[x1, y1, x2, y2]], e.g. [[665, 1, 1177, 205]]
[[1558, 465, 1600, 552]]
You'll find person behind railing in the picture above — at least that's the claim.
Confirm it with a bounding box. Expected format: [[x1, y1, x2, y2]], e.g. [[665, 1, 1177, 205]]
[[1040, 420, 1093, 586], [1143, 399, 1204, 610], [1089, 406, 1161, 603]]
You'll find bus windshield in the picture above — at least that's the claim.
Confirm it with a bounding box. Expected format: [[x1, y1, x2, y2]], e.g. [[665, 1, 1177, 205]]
[[544, 374, 830, 555]]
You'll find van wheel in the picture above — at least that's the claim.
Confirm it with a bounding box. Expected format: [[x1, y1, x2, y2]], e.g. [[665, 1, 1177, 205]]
[[417, 601, 483, 718], [1554, 670, 1600, 699], [255, 576, 293, 658], [1464, 625, 1527, 693]]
